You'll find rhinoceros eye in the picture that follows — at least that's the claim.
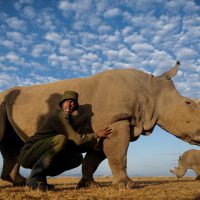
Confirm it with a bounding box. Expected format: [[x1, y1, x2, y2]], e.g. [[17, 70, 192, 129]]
[[185, 100, 192, 105]]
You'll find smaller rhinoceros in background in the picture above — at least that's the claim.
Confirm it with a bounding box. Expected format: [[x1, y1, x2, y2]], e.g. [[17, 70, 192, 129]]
[[170, 149, 200, 180], [193, 99, 200, 106]]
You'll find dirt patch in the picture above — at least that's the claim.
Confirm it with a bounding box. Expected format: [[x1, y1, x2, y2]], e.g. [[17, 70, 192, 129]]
[[0, 176, 200, 200]]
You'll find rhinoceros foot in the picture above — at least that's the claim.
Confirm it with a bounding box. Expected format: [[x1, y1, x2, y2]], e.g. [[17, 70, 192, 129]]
[[1, 174, 26, 186], [12, 176, 26, 186], [113, 179, 140, 189], [77, 178, 101, 189]]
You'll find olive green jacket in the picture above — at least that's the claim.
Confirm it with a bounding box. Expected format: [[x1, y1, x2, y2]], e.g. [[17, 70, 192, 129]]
[[23, 108, 97, 148]]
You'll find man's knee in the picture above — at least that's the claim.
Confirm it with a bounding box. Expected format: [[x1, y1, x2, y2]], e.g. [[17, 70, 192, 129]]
[[51, 134, 67, 152]]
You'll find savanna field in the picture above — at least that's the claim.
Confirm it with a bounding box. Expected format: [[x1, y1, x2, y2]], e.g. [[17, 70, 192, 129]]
[[1, 176, 200, 200]]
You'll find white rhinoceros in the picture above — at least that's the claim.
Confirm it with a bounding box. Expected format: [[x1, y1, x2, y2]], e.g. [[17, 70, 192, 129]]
[[0, 61, 200, 188], [170, 149, 200, 180]]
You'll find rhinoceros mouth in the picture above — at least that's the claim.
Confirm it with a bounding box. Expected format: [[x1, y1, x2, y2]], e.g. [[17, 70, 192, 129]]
[[182, 130, 200, 145], [192, 135, 200, 143]]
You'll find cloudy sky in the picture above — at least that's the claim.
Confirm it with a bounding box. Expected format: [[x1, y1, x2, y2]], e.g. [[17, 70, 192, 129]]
[[0, 0, 200, 177]]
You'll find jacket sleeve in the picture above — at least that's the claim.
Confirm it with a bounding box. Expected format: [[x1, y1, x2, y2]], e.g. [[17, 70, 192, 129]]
[[51, 110, 97, 146]]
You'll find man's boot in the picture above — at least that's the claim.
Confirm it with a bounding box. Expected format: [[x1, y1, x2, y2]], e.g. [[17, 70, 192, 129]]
[[26, 154, 54, 191], [26, 176, 47, 191], [41, 176, 55, 190]]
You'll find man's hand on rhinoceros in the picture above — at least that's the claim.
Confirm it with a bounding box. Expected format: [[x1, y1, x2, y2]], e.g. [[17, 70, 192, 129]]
[[96, 127, 113, 138]]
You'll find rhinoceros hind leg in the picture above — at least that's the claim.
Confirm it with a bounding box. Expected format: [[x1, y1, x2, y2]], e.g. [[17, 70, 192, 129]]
[[1, 154, 26, 185], [0, 121, 26, 185]]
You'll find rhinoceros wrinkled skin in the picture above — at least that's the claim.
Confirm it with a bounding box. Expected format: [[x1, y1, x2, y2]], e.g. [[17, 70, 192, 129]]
[[0, 61, 200, 188], [193, 99, 200, 106], [170, 149, 200, 180]]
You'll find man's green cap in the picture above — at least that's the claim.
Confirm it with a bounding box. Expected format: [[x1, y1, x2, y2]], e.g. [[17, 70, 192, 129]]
[[59, 90, 79, 110]]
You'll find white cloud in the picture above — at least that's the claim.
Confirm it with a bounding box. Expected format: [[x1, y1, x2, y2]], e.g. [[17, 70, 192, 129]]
[[131, 43, 155, 58], [14, 0, 33, 10], [176, 47, 197, 60], [0, 74, 18, 91], [23, 6, 36, 18], [45, 32, 62, 43], [149, 51, 174, 75], [82, 53, 98, 61], [104, 32, 122, 44], [58, 46, 84, 57], [58, 0, 74, 11], [123, 32, 146, 44], [132, 43, 155, 51], [96, 0, 108, 14], [58, 0, 92, 18], [103, 8, 122, 18], [30, 73, 59, 84], [183, 1, 199, 13], [6, 17, 26, 30], [152, 18, 180, 43], [103, 49, 118, 61], [0, 72, 59, 92], [0, 40, 15, 49], [118, 48, 140, 64], [73, 21, 85, 30], [6, 52, 21, 63], [122, 26, 133, 36], [88, 16, 102, 29], [48, 54, 59, 66], [78, 32, 97, 45], [60, 39, 71, 47], [6, 31, 34, 47], [165, 0, 185, 11], [35, 10, 57, 31], [31, 44, 48, 57], [188, 73, 200, 82], [6, 31, 23, 42], [0, 64, 17, 72], [98, 24, 112, 33], [124, 0, 163, 11], [0, 56, 5, 62]]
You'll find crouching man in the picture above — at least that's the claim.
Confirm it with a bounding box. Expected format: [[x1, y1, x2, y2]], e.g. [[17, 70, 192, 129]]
[[19, 91, 112, 191]]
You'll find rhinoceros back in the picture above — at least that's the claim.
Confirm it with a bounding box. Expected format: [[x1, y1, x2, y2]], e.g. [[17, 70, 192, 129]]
[[2, 68, 152, 141]]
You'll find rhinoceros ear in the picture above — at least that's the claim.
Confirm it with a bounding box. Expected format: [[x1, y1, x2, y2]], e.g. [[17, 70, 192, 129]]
[[160, 61, 180, 79]]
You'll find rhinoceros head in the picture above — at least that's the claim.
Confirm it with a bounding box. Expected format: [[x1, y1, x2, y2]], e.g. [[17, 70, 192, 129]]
[[155, 61, 200, 145]]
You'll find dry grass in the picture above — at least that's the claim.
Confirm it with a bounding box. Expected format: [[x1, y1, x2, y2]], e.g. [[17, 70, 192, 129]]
[[1, 176, 200, 200]]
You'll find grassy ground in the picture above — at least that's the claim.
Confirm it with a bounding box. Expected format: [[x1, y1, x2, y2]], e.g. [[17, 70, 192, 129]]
[[0, 176, 200, 200]]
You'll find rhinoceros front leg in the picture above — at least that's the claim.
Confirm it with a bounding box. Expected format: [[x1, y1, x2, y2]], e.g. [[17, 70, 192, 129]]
[[170, 166, 187, 178], [77, 150, 106, 188], [103, 120, 137, 189]]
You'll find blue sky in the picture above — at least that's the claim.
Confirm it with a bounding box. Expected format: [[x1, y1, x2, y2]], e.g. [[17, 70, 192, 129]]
[[0, 0, 200, 178]]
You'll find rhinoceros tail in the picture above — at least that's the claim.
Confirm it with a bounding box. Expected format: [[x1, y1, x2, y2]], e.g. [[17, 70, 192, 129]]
[[0, 93, 6, 142]]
